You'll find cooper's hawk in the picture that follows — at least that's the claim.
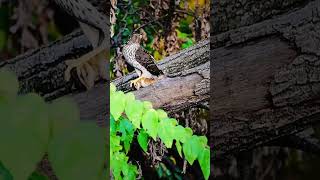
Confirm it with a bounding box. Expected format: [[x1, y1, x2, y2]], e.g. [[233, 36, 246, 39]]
[[122, 33, 164, 90], [53, 0, 109, 89]]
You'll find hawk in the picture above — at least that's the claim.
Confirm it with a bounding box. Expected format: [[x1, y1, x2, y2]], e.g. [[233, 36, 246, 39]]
[[53, 0, 109, 89], [123, 33, 164, 90]]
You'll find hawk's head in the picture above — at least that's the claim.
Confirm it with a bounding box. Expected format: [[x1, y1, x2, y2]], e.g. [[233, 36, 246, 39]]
[[129, 33, 143, 44]]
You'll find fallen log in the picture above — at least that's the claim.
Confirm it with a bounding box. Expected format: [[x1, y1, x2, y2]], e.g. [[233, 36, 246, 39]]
[[74, 39, 210, 120]]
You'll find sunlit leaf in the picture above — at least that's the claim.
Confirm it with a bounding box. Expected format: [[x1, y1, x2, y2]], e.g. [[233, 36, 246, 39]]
[[198, 147, 210, 180], [137, 129, 148, 153], [158, 119, 176, 148], [125, 100, 144, 129], [110, 91, 126, 121], [141, 109, 158, 140], [175, 141, 182, 158], [183, 136, 202, 165]]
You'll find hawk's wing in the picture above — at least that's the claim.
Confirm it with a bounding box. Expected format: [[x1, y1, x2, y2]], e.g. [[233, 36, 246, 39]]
[[135, 46, 162, 76]]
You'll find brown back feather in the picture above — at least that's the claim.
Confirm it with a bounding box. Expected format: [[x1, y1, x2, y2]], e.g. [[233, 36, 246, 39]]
[[135, 47, 162, 76]]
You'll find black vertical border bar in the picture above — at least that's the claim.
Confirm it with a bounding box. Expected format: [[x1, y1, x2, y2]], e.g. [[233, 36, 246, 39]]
[[209, 0, 214, 178], [106, 0, 111, 177]]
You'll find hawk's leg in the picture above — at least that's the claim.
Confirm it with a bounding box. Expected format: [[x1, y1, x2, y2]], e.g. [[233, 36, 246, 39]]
[[64, 47, 108, 90], [129, 76, 144, 90], [130, 77, 158, 90]]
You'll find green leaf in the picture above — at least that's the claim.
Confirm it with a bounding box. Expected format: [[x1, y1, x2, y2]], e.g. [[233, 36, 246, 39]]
[[198, 136, 208, 147], [179, 18, 193, 34], [48, 97, 80, 139], [122, 28, 131, 37], [48, 122, 106, 180], [125, 100, 143, 129], [0, 94, 49, 180], [110, 134, 122, 154], [156, 109, 168, 120], [28, 171, 49, 180], [125, 92, 135, 103], [141, 109, 159, 140], [158, 119, 176, 148], [110, 91, 126, 121], [0, 69, 19, 101], [110, 115, 117, 135], [183, 136, 202, 165], [185, 128, 193, 136], [123, 164, 137, 180], [176, 29, 189, 39], [156, 164, 163, 178], [143, 101, 153, 110], [110, 83, 116, 94], [111, 152, 128, 179], [198, 148, 210, 180], [119, 119, 134, 154], [0, 161, 13, 180], [173, 125, 192, 143], [126, 16, 134, 25], [123, 135, 133, 155], [137, 130, 148, 153], [175, 141, 182, 158], [181, 38, 194, 49]]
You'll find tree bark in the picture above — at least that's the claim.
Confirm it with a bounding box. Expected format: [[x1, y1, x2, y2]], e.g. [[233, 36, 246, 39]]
[[211, 0, 320, 158], [0, 30, 92, 100]]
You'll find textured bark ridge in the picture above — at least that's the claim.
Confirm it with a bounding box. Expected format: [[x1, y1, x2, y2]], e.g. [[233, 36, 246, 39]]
[[211, 0, 320, 158], [211, 0, 309, 34], [0, 30, 92, 101]]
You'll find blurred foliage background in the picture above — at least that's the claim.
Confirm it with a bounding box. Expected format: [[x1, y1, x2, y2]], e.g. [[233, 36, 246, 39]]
[[110, 0, 210, 80], [0, 0, 66, 60]]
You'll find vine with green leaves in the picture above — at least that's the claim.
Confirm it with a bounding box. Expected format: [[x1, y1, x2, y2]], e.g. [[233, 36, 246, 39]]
[[110, 83, 210, 179]]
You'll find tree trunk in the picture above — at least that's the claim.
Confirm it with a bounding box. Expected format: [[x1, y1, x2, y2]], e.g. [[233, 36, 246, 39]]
[[211, 0, 320, 158]]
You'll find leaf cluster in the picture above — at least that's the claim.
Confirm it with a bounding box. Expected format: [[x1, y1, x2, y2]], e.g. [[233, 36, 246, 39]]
[[110, 83, 210, 180]]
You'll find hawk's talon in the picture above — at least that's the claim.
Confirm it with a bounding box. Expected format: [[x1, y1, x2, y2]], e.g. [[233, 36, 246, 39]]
[[130, 77, 144, 90], [130, 77, 159, 90]]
